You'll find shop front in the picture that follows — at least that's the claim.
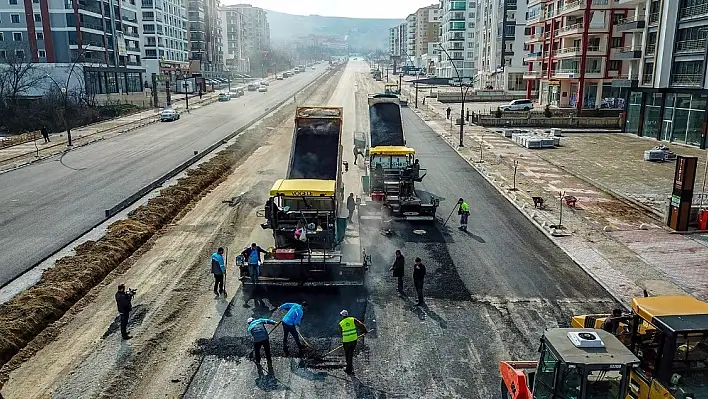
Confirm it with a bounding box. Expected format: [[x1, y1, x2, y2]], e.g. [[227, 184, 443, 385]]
[[624, 89, 708, 149]]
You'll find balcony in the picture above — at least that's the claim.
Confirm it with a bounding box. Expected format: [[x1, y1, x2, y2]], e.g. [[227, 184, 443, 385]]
[[449, 12, 465, 21], [523, 70, 542, 79], [79, 4, 102, 14], [81, 22, 104, 31], [555, 22, 606, 37], [671, 73, 704, 87], [642, 72, 654, 85], [506, 0, 517, 10], [646, 43, 656, 56], [675, 39, 708, 54], [525, 31, 545, 43], [552, 68, 602, 78], [555, 46, 606, 58], [449, 34, 465, 41], [615, 16, 645, 32], [648, 12, 660, 25], [124, 30, 139, 38], [528, 0, 544, 6], [524, 51, 545, 62], [126, 46, 140, 52], [680, 3, 708, 20], [613, 45, 642, 59]]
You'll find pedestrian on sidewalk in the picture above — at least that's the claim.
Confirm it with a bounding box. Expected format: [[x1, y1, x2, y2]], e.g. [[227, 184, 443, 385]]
[[211, 247, 227, 298], [337, 309, 368, 375], [347, 193, 356, 222], [198, 90, 203, 100], [247, 317, 277, 367], [40, 126, 50, 143], [353, 145, 359, 165], [457, 198, 470, 231], [242, 243, 267, 284], [413, 257, 426, 306], [390, 249, 405, 294], [278, 301, 308, 356], [115, 284, 135, 340], [446, 106, 452, 119]]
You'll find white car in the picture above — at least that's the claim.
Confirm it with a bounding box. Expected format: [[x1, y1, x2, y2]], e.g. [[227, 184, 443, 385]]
[[260, 80, 269, 86], [499, 99, 534, 112], [160, 108, 180, 121], [258, 85, 268, 92], [276, 74, 283, 80]]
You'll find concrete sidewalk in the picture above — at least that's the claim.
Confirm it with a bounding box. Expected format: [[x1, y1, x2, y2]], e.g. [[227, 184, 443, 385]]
[[0, 92, 219, 171], [394, 83, 708, 305]]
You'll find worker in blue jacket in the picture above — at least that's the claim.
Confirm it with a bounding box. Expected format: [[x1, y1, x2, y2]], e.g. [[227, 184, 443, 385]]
[[278, 301, 309, 355], [211, 247, 226, 298], [247, 317, 277, 366]]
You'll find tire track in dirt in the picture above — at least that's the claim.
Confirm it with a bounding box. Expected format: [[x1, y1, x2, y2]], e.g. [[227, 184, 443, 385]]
[[0, 68, 344, 399]]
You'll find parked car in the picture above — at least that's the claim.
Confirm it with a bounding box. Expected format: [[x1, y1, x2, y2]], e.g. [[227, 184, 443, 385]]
[[218, 92, 231, 101], [258, 85, 268, 93], [426, 73, 436, 78], [247, 83, 258, 91], [311, 66, 315, 70], [499, 99, 534, 112], [276, 74, 283, 80], [283, 71, 292, 78], [260, 80, 269, 86], [160, 108, 180, 121]]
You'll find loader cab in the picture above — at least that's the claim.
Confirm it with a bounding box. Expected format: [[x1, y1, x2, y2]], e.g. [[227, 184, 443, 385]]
[[384, 83, 400, 95], [264, 179, 338, 251], [369, 146, 419, 200], [626, 296, 708, 399]]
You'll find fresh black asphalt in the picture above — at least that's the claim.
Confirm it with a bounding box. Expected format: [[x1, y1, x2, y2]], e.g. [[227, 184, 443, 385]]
[[184, 107, 617, 397]]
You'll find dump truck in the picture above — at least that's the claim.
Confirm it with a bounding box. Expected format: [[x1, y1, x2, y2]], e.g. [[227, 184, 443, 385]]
[[571, 295, 708, 399], [252, 107, 367, 287], [501, 328, 640, 399], [359, 94, 439, 221]]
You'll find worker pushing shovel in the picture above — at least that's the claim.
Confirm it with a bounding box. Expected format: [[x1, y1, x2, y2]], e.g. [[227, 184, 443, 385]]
[[277, 301, 310, 356], [336, 309, 369, 375]]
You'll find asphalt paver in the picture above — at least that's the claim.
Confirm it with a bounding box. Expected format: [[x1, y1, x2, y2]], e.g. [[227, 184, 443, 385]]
[[182, 91, 618, 397]]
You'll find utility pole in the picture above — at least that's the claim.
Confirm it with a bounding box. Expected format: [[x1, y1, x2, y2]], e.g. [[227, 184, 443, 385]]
[[184, 81, 189, 111]]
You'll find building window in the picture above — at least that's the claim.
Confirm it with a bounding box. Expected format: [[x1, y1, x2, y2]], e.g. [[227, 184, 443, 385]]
[[0, 32, 3, 41], [36, 32, 43, 40], [9, 0, 18, 4], [15, 49, 24, 58], [34, 13, 41, 22], [608, 60, 621, 71], [38, 49, 46, 57], [611, 37, 622, 48], [0, 50, 5, 58], [13, 32, 22, 41], [11, 14, 20, 23]]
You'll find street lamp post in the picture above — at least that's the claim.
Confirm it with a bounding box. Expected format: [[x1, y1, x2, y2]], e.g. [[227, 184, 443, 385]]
[[438, 45, 472, 148], [183, 81, 189, 111]]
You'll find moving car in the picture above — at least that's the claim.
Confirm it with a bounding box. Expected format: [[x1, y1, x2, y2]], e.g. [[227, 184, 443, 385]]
[[499, 99, 534, 111], [283, 71, 292, 78], [260, 80, 269, 86], [311, 66, 315, 70], [247, 83, 258, 91], [276, 74, 283, 80], [258, 85, 268, 93], [160, 108, 180, 122], [229, 87, 244, 98], [218, 92, 231, 101]]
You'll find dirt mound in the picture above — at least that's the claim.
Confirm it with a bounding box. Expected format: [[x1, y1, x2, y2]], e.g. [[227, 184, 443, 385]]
[[0, 151, 233, 370]]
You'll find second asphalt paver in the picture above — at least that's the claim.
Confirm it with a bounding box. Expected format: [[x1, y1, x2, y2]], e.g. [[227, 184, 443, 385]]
[[183, 61, 618, 397]]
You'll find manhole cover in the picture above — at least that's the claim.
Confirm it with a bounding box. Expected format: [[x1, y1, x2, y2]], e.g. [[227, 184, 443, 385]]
[[413, 229, 427, 235]]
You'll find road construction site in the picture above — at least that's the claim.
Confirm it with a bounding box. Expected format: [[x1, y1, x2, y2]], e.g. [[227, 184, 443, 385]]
[[0, 60, 623, 398]]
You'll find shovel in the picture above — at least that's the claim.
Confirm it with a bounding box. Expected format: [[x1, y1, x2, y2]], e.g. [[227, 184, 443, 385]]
[[308, 329, 374, 361]]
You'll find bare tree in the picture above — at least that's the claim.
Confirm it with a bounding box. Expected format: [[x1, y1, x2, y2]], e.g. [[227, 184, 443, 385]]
[[0, 44, 43, 131]]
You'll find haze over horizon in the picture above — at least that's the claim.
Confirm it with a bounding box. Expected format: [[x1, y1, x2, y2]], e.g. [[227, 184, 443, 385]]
[[221, 0, 438, 19]]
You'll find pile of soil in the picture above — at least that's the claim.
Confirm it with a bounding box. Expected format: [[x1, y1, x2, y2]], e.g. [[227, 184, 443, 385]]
[[0, 151, 233, 369]]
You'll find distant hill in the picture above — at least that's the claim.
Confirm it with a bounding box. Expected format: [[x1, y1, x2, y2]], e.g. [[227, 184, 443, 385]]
[[265, 10, 401, 52]]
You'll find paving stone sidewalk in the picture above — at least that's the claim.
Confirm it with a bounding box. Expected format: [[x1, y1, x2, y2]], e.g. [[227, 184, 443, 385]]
[[0, 92, 219, 170], [396, 83, 708, 305]]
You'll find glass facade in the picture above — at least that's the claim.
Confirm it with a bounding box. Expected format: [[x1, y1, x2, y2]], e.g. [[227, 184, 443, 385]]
[[84, 69, 144, 95], [626, 91, 643, 134], [626, 90, 707, 148]]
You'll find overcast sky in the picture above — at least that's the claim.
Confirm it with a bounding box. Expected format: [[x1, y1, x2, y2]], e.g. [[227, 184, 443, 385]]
[[223, 0, 438, 19]]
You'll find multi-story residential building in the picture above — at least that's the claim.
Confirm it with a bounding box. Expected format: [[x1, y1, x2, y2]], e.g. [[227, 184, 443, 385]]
[[388, 22, 408, 72], [219, 6, 248, 73], [523, 0, 632, 111], [140, 0, 189, 79], [0, 0, 145, 94], [188, 0, 223, 78], [389, 26, 401, 57], [438, 0, 476, 79], [405, 13, 417, 65], [620, 0, 708, 148], [477, 0, 528, 93], [414, 5, 441, 68], [223, 4, 269, 69]]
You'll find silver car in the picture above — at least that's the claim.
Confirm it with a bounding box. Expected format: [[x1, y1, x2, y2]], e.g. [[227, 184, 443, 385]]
[[160, 108, 180, 121]]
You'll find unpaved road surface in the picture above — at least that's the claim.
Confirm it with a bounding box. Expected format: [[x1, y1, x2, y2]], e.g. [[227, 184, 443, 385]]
[[0, 66, 326, 287], [1, 61, 617, 398]]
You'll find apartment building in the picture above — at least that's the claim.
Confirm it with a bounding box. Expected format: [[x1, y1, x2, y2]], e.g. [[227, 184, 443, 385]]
[[223, 4, 269, 68], [476, 0, 528, 93], [140, 0, 189, 78], [188, 0, 223, 78], [414, 5, 441, 69], [620, 0, 708, 148], [0, 0, 144, 94], [219, 6, 247, 73], [437, 0, 476, 79], [524, 0, 633, 110], [389, 26, 400, 57], [405, 13, 416, 64]]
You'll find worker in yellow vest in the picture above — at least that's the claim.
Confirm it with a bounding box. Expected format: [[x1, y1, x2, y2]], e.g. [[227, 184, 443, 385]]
[[457, 198, 470, 231], [337, 309, 369, 375]]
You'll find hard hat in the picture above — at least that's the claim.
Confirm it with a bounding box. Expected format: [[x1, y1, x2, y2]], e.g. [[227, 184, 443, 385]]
[[247, 317, 255, 324], [340, 310, 348, 317]]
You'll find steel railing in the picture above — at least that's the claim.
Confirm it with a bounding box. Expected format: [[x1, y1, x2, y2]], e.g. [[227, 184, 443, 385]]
[[648, 12, 660, 24], [675, 39, 707, 53], [680, 3, 708, 19], [671, 73, 704, 86]]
